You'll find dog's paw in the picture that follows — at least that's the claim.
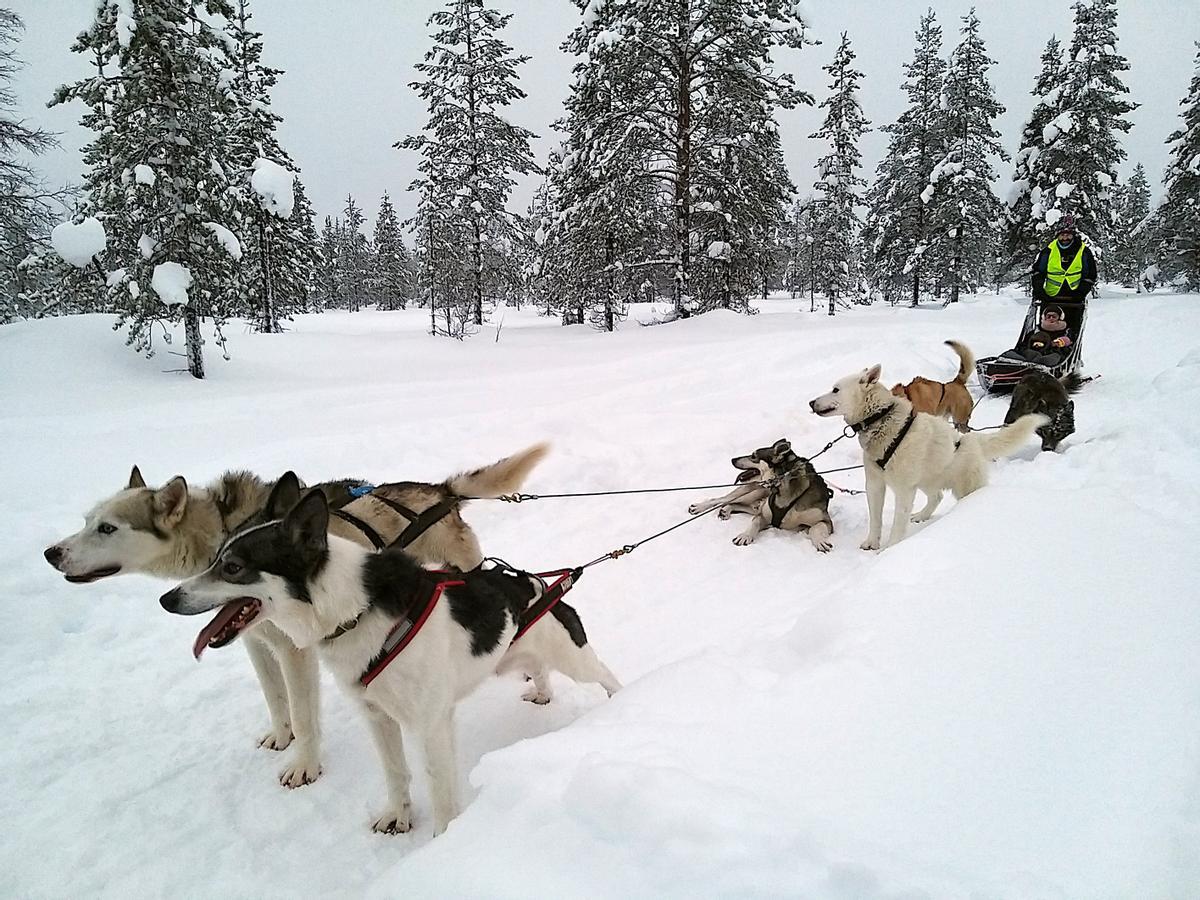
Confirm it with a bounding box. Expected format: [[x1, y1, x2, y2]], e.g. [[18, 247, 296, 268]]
[[732, 533, 756, 546], [521, 685, 552, 705], [911, 513, 932, 524], [278, 757, 321, 789], [860, 538, 880, 551], [258, 727, 293, 752], [371, 806, 413, 835], [717, 506, 732, 520], [687, 503, 703, 515], [813, 540, 833, 553]]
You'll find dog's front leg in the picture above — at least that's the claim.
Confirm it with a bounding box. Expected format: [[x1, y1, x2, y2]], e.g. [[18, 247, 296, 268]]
[[862, 465, 885, 550], [274, 641, 322, 788], [689, 485, 749, 516], [243, 634, 292, 751], [885, 484, 916, 548], [423, 712, 461, 836], [362, 703, 414, 834], [718, 501, 761, 520], [732, 514, 766, 546]]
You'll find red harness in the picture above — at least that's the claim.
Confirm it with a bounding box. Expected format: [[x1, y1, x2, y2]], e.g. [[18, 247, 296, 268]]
[[358, 567, 580, 687]]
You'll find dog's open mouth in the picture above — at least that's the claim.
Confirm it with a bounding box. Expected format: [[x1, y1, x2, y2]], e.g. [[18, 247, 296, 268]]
[[193, 598, 262, 659], [63, 566, 121, 584]]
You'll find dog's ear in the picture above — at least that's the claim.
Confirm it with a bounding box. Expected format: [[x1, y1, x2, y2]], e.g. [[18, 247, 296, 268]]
[[127, 465, 146, 489], [284, 489, 328, 555], [153, 476, 188, 528], [772, 439, 791, 454], [264, 471, 303, 521], [861, 364, 882, 385]]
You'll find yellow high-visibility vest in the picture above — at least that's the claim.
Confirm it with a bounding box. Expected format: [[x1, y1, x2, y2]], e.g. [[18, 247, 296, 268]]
[[1045, 239, 1085, 296]]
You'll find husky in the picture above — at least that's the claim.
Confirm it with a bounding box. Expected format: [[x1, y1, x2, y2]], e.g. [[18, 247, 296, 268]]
[[810, 365, 1047, 550], [160, 489, 619, 836], [890, 340, 976, 432], [43, 444, 571, 787], [688, 439, 834, 552], [1005, 370, 1082, 452]]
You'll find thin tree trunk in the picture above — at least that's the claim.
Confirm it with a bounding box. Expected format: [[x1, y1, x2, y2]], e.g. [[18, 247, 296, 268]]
[[184, 304, 204, 379], [672, 7, 691, 316]]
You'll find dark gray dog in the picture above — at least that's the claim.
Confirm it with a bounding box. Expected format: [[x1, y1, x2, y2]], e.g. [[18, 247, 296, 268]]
[[688, 439, 834, 551], [1005, 371, 1082, 451]]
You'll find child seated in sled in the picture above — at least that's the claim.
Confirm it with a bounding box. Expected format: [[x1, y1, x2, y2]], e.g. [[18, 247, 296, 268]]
[[1000, 304, 1073, 367]]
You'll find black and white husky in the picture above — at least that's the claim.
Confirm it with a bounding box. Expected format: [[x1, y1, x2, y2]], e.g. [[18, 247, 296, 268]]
[[160, 489, 619, 835]]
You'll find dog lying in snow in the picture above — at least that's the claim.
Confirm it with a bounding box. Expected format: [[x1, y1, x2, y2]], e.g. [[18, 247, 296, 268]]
[[44, 444, 619, 788], [689, 439, 833, 551], [890, 340, 976, 433], [810, 365, 1046, 550], [160, 490, 619, 835]]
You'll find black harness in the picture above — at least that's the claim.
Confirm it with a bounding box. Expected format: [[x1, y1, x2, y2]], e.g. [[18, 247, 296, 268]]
[[328, 492, 461, 553], [851, 404, 917, 470]]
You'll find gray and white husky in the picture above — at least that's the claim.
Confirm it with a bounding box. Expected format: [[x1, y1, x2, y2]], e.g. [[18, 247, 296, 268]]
[[810, 365, 1046, 550], [160, 489, 619, 835], [42, 445, 613, 787]]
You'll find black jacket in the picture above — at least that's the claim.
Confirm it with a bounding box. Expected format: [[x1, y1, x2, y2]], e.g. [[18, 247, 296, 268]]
[[1031, 237, 1097, 303]]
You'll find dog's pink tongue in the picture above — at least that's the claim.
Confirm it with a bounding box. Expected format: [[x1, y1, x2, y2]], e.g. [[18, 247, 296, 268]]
[[192, 601, 244, 660]]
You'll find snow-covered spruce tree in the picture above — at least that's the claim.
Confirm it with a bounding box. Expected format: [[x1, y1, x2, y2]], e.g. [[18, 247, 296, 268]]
[[548, 11, 665, 330], [862, 9, 947, 306], [1109, 162, 1151, 287], [287, 177, 322, 311], [1, 8, 65, 321], [224, 0, 312, 332], [691, 24, 795, 311], [1013, 0, 1136, 257], [398, 0, 536, 331], [52, 0, 239, 378], [315, 214, 340, 309], [337, 195, 369, 312], [1159, 43, 1200, 289], [810, 32, 869, 316], [923, 9, 1006, 304], [563, 0, 811, 317], [1001, 35, 1064, 282], [370, 192, 410, 310]]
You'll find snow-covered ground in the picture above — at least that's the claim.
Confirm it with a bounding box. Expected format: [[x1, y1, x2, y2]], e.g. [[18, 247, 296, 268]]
[[2, 291, 1198, 898]]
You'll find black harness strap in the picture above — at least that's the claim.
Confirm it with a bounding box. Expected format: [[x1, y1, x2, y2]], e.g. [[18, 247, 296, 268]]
[[768, 490, 807, 528], [388, 497, 461, 550], [330, 508, 386, 551], [850, 403, 896, 435], [877, 413, 916, 470], [513, 567, 582, 643]]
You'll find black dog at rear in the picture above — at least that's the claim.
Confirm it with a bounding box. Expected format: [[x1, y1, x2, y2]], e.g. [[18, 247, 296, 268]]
[[1005, 370, 1082, 451]]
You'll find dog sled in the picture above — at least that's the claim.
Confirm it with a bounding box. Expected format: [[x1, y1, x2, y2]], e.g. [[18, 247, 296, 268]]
[[975, 298, 1088, 393]]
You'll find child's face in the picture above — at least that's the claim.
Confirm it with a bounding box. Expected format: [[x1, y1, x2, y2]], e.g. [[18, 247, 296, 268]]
[[1041, 311, 1062, 328]]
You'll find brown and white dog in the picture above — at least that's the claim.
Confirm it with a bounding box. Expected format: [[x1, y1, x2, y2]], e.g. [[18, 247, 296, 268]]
[[891, 340, 976, 432]]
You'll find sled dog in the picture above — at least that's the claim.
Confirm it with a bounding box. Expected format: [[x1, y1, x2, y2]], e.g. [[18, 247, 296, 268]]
[[43, 444, 606, 787], [161, 489, 619, 836], [688, 439, 833, 551], [891, 340, 976, 432], [810, 365, 1046, 549], [1005, 370, 1082, 452]]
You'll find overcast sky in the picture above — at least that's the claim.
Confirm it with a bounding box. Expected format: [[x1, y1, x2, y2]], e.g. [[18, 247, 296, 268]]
[[11, 0, 1200, 231]]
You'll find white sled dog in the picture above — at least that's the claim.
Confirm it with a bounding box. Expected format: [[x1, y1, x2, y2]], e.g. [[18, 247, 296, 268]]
[[809, 365, 1046, 549], [43, 445, 615, 788], [161, 489, 619, 836]]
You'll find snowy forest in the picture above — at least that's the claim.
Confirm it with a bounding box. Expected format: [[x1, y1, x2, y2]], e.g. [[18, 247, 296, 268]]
[[3, 0, 1199, 377]]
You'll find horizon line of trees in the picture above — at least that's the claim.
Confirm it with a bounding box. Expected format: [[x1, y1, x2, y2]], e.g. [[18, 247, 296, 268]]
[[3, 0, 1198, 375]]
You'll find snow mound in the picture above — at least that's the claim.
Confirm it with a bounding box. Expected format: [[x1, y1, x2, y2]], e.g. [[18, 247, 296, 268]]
[[250, 159, 295, 218], [150, 262, 193, 306], [50, 217, 106, 268]]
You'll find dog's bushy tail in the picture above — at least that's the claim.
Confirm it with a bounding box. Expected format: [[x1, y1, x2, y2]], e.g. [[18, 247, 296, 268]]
[[970, 413, 1048, 459], [447, 443, 550, 499], [945, 340, 975, 385], [1060, 371, 1084, 394]]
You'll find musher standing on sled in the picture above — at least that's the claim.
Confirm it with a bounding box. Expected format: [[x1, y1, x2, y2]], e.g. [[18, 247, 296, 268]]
[[1032, 213, 1097, 306]]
